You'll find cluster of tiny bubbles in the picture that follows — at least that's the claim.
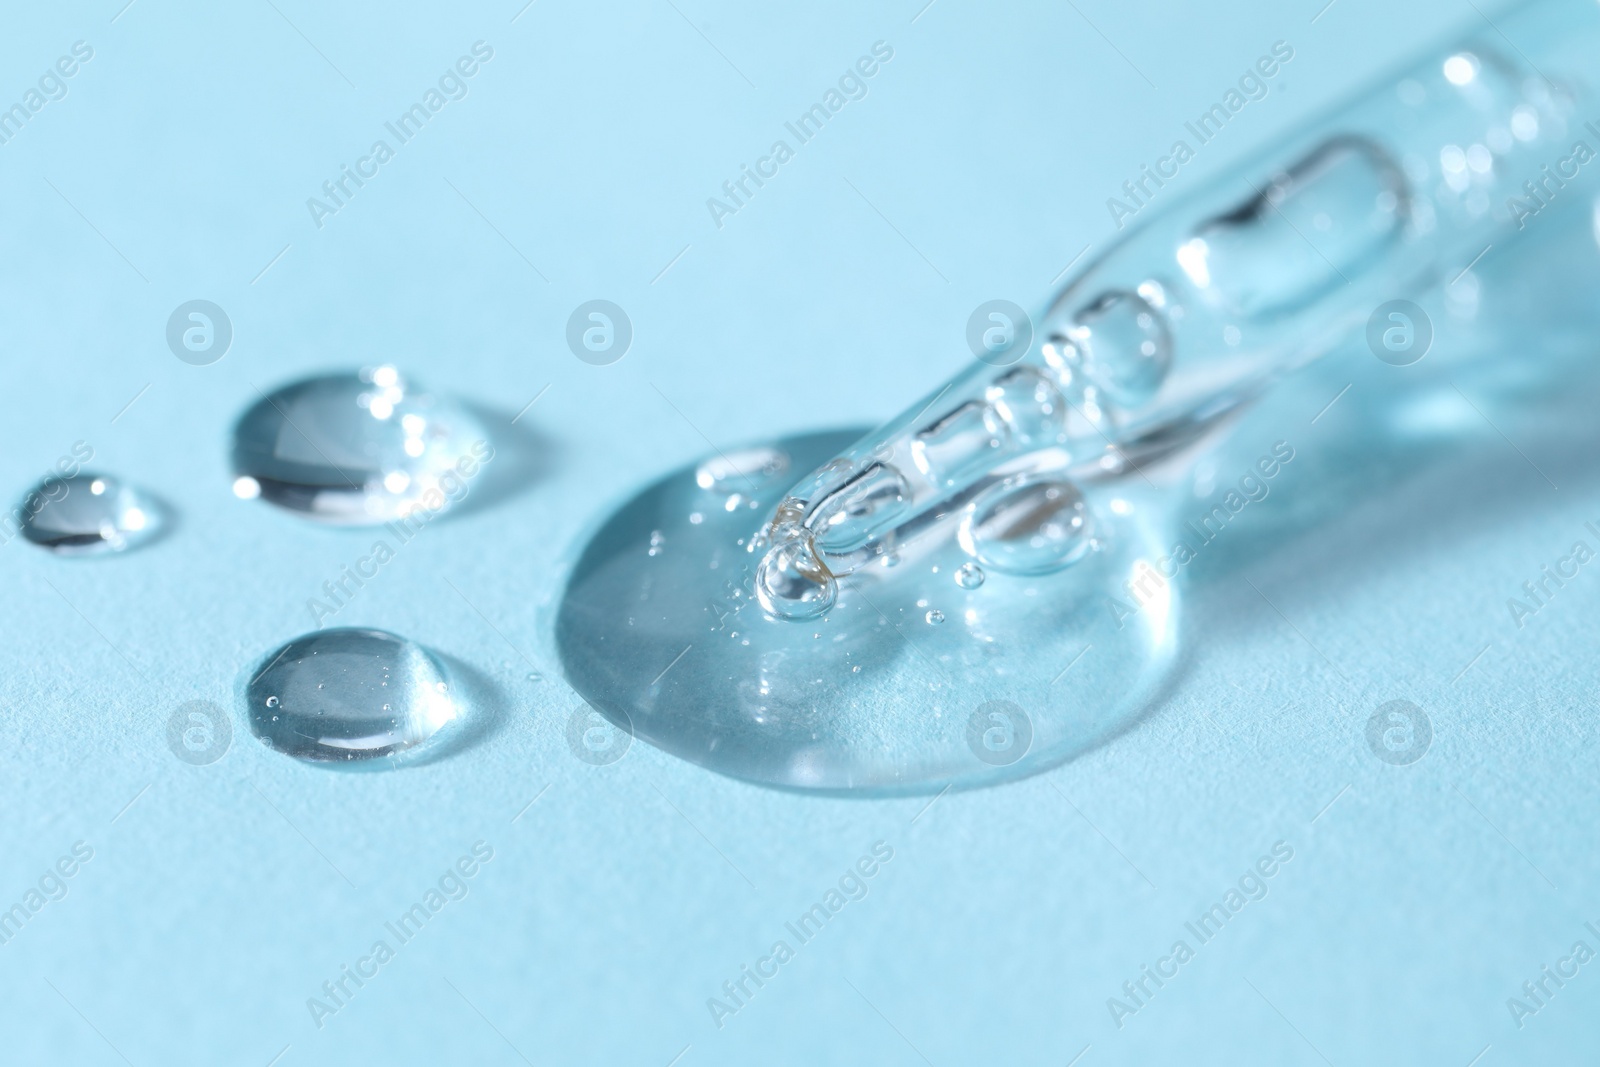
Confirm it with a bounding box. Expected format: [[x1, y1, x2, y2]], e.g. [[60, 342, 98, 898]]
[[245, 628, 461, 764], [17, 473, 163, 555], [959, 473, 1094, 575], [229, 365, 489, 525]]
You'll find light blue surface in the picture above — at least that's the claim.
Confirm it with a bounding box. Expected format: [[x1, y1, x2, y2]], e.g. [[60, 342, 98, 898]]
[[2, 0, 1599, 1063]]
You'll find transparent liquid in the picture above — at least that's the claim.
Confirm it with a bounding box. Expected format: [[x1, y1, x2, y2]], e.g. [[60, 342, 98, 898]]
[[18, 474, 162, 555], [557, 431, 1178, 795], [245, 627, 461, 764], [230, 365, 488, 525]]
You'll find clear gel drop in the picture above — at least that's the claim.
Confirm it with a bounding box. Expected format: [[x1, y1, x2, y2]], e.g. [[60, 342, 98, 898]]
[[246, 628, 461, 763], [230, 366, 488, 525], [18, 474, 162, 555], [557, 431, 1175, 794]]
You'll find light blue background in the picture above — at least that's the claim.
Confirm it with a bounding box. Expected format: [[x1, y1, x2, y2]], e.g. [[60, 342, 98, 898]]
[[2, 0, 1598, 1063]]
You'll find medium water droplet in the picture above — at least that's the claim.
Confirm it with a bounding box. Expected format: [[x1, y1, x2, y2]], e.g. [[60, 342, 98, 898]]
[[18, 474, 162, 555], [230, 366, 488, 525], [246, 628, 461, 763], [954, 562, 986, 589], [925, 609, 945, 625], [960, 474, 1093, 575]]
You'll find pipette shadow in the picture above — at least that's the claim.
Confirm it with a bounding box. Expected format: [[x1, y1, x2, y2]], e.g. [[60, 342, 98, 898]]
[[1160, 204, 1600, 699]]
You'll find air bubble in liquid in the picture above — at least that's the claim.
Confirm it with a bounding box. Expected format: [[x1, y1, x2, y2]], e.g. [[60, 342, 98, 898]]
[[18, 474, 163, 555], [925, 609, 945, 625], [809, 462, 911, 555], [985, 368, 1068, 445], [1050, 290, 1172, 407], [246, 627, 461, 763], [230, 366, 488, 525], [912, 402, 1004, 488], [1177, 139, 1409, 319], [960, 474, 1093, 575], [954, 562, 985, 589]]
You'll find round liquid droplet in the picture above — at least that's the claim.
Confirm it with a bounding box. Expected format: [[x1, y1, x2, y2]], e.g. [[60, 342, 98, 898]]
[[230, 366, 488, 525], [246, 628, 461, 763], [954, 562, 986, 589], [960, 474, 1093, 575], [18, 473, 163, 555], [925, 609, 945, 625], [755, 533, 837, 620]]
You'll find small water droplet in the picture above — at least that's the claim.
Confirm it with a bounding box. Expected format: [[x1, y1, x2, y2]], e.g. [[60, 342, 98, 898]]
[[246, 628, 461, 763], [925, 609, 945, 625], [954, 562, 986, 589], [230, 367, 488, 525], [18, 474, 163, 555], [528, 671, 542, 682]]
